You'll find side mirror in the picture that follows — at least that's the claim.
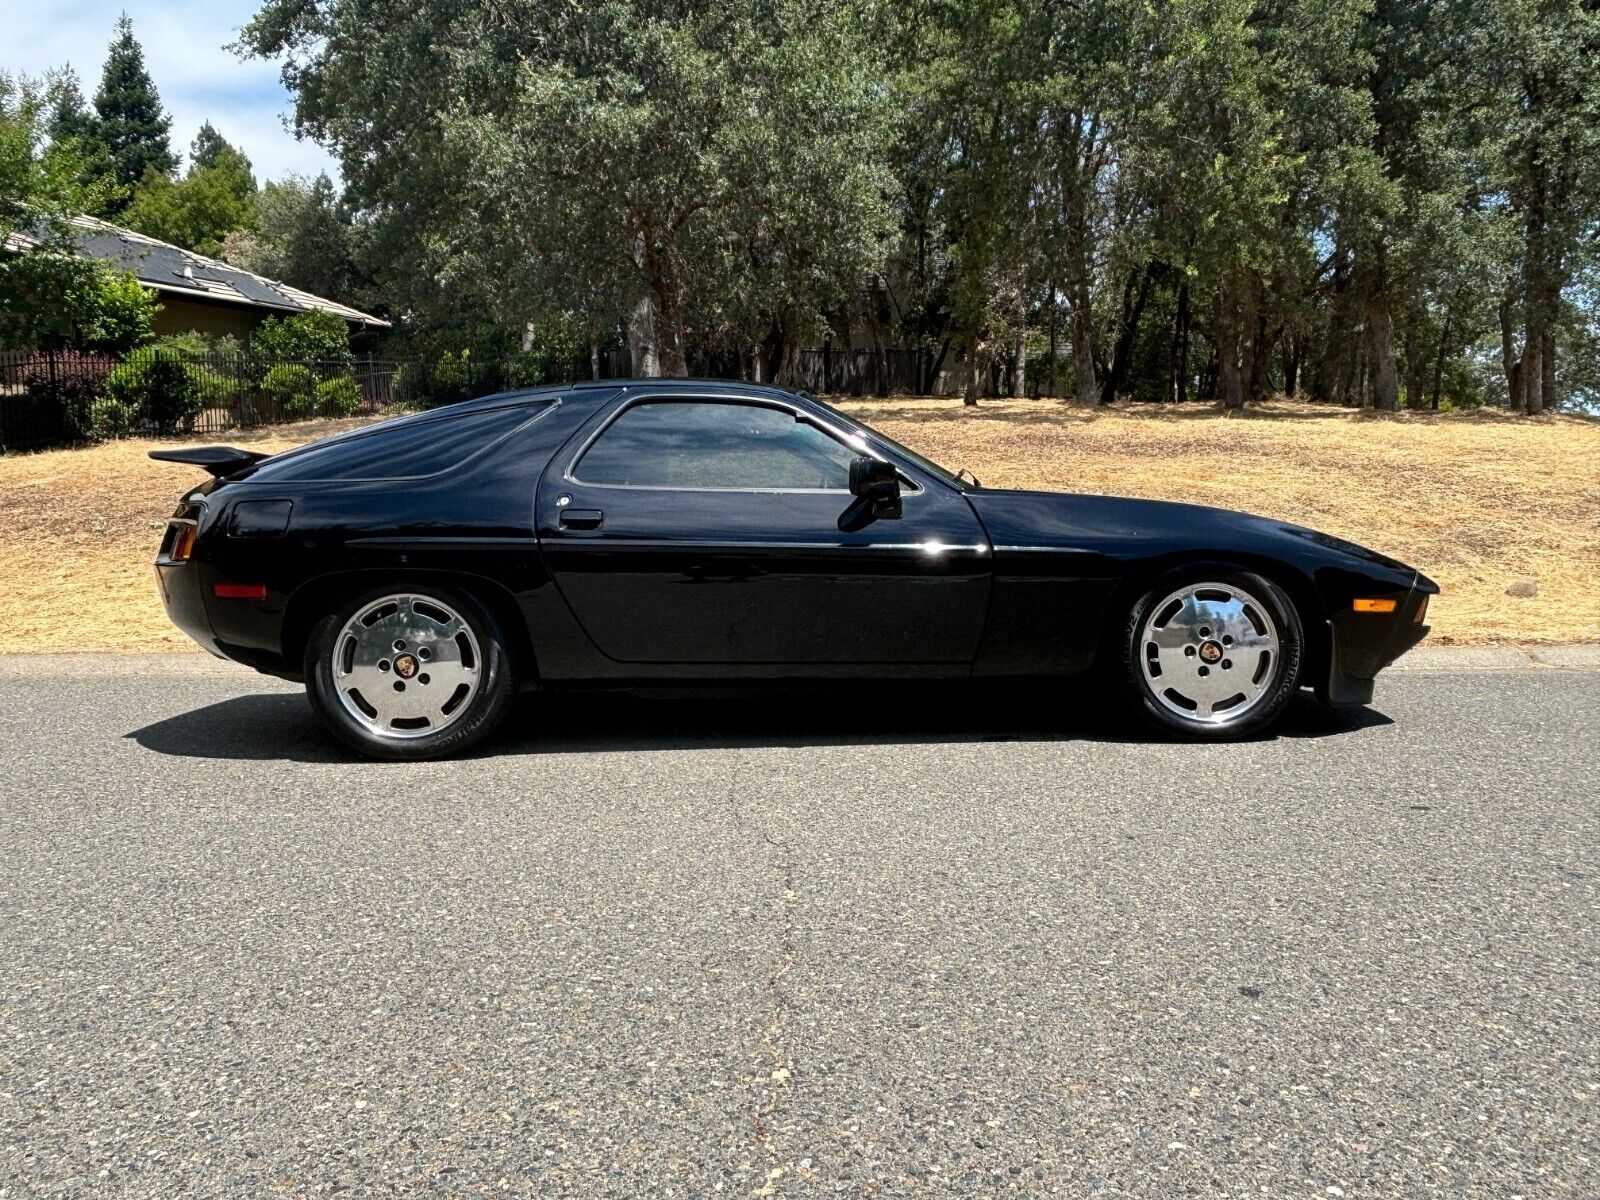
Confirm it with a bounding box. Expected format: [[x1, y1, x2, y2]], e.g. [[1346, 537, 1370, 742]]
[[839, 455, 902, 531]]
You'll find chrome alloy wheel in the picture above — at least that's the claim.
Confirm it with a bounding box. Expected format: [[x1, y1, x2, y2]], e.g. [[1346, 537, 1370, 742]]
[[1137, 581, 1281, 725], [331, 593, 482, 740]]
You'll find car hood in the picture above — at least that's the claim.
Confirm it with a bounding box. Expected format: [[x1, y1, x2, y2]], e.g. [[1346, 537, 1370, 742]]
[[965, 488, 1434, 589]]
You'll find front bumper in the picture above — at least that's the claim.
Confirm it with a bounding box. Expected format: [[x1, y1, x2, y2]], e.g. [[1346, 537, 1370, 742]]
[[1320, 572, 1437, 706]]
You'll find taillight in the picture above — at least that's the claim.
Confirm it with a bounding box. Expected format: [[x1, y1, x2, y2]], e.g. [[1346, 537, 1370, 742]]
[[1414, 594, 1429, 625], [168, 520, 197, 561]]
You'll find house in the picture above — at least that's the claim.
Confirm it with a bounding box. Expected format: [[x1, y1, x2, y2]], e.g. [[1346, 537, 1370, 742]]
[[7, 215, 390, 341]]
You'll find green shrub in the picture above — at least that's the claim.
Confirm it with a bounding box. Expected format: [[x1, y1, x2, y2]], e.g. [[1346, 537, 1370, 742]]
[[394, 360, 428, 407], [143, 334, 240, 410], [89, 396, 139, 439], [261, 363, 318, 417], [104, 350, 203, 435], [21, 360, 111, 442], [427, 349, 474, 407], [505, 318, 585, 387], [251, 310, 353, 375], [80, 270, 158, 354], [314, 373, 363, 416]]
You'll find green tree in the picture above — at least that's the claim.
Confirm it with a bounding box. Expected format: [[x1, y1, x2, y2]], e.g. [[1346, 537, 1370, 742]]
[[243, 0, 894, 377], [188, 122, 238, 172], [93, 13, 176, 207], [1477, 0, 1600, 413], [1, 74, 147, 352], [219, 173, 360, 301], [45, 68, 99, 146], [122, 128, 256, 254]]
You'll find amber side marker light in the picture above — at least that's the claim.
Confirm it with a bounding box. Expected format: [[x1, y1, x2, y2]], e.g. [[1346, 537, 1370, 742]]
[[1353, 598, 1398, 614], [214, 583, 268, 600]]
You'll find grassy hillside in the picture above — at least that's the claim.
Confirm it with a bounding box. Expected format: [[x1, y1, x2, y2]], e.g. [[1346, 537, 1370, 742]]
[[1, 399, 1594, 653]]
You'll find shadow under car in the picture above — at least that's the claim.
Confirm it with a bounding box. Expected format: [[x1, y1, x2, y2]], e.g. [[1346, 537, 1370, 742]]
[[125, 683, 1392, 763]]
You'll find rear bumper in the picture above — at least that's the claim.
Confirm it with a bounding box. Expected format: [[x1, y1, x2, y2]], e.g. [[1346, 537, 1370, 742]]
[[155, 557, 298, 679], [1319, 573, 1436, 706], [155, 558, 222, 656]]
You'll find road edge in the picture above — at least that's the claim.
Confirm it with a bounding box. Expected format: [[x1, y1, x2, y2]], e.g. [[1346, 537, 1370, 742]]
[[0, 643, 1596, 678]]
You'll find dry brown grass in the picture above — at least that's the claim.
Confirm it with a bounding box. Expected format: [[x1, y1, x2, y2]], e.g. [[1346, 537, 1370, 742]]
[[1, 399, 1595, 653]]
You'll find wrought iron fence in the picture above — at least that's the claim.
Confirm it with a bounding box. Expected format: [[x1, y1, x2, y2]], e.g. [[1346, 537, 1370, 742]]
[[1, 343, 980, 454], [0, 349, 427, 452], [587, 345, 962, 396]]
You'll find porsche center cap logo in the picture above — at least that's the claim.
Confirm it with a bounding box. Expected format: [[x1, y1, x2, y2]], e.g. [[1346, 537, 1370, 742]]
[[394, 654, 419, 678], [1199, 641, 1223, 664]]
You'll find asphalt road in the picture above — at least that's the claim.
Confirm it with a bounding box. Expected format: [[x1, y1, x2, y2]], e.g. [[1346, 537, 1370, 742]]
[[1, 656, 1595, 1197]]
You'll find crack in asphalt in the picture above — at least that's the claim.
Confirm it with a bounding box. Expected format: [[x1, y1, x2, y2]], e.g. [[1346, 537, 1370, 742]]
[[723, 786, 800, 1198], [752, 826, 798, 1198]]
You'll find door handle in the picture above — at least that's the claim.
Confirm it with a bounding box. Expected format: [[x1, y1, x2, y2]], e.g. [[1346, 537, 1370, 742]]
[[558, 508, 604, 530]]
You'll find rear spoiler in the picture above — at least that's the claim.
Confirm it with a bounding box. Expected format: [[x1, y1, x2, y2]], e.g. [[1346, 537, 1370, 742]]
[[148, 446, 269, 478]]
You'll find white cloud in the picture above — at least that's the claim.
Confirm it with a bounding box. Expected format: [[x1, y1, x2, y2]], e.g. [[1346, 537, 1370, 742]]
[[2, 0, 339, 182]]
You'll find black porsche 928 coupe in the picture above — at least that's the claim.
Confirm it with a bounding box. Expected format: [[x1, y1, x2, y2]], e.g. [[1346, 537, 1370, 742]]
[[153, 380, 1435, 758]]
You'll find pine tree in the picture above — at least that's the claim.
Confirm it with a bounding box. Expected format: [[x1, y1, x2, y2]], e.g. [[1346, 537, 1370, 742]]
[[93, 13, 176, 207], [46, 68, 99, 146], [124, 125, 258, 255], [190, 121, 246, 174]]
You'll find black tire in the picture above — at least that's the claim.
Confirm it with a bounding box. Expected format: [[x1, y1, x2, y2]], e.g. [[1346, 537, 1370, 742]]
[[1120, 567, 1303, 741], [304, 582, 517, 760]]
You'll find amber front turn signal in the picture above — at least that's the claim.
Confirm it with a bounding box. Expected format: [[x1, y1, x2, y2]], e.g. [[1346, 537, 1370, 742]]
[[1352, 597, 1398, 614]]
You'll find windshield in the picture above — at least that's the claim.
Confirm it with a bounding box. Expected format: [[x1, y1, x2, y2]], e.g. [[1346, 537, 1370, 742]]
[[808, 396, 969, 490]]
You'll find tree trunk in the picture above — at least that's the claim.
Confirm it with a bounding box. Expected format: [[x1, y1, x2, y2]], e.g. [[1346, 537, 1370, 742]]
[[1521, 327, 1543, 415], [589, 341, 601, 381], [927, 336, 951, 395], [1247, 306, 1272, 401], [762, 318, 787, 386], [1011, 326, 1027, 398], [1283, 333, 1300, 398], [963, 336, 980, 407], [653, 281, 688, 377], [1214, 281, 1244, 410], [1403, 315, 1425, 410], [1047, 284, 1058, 399], [1071, 303, 1097, 405], [627, 231, 660, 378], [1430, 310, 1452, 411], [1541, 331, 1556, 411], [1499, 288, 1522, 410], [1170, 278, 1189, 403], [1366, 293, 1399, 411], [627, 293, 659, 378], [1102, 262, 1156, 405]]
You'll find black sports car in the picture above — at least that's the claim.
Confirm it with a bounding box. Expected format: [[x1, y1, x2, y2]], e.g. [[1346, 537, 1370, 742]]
[[153, 380, 1435, 758]]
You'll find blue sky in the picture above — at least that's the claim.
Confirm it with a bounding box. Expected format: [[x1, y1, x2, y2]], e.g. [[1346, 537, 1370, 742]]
[[2, 0, 338, 182]]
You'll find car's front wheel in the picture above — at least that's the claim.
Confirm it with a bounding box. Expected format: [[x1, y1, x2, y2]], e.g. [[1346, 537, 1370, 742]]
[[305, 584, 515, 759], [1122, 569, 1303, 740]]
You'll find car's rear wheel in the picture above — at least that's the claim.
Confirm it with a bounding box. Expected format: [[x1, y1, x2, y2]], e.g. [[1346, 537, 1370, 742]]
[[1121, 569, 1303, 740], [305, 584, 515, 759]]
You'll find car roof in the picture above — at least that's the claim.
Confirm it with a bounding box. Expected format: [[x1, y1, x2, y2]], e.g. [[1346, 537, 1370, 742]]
[[570, 378, 809, 400], [242, 379, 818, 477]]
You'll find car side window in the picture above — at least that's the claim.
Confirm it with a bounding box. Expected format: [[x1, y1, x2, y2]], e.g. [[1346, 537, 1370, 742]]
[[574, 400, 857, 490]]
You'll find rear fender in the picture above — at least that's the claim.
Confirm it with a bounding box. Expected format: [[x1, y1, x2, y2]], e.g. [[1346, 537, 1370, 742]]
[[282, 570, 540, 687]]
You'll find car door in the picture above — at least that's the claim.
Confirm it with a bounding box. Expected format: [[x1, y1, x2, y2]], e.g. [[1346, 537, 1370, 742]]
[[533, 393, 991, 667]]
